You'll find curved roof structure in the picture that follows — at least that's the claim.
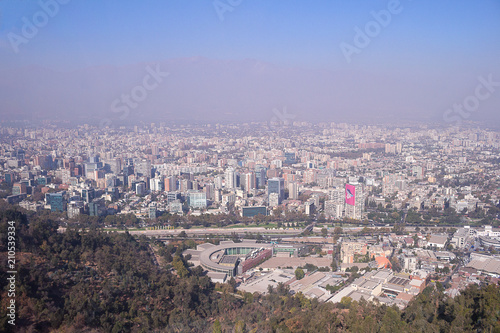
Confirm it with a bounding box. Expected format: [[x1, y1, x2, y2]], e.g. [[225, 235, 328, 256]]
[[197, 240, 272, 277]]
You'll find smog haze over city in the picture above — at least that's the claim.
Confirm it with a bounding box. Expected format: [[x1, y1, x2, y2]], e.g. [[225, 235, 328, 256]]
[[0, 0, 499, 127], [2, 1, 500, 333]]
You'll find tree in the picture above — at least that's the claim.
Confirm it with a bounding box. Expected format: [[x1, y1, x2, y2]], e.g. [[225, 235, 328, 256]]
[[228, 277, 236, 292], [172, 255, 189, 278], [333, 226, 342, 243], [295, 267, 305, 280], [321, 227, 327, 237], [234, 320, 245, 333], [212, 319, 222, 333], [331, 260, 338, 272]]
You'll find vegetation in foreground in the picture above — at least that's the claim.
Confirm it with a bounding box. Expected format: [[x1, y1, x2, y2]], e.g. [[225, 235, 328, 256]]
[[1, 204, 499, 332]]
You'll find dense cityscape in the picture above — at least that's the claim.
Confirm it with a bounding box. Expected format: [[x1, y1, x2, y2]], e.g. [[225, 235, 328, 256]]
[[1, 121, 499, 331], [1, 0, 500, 332]]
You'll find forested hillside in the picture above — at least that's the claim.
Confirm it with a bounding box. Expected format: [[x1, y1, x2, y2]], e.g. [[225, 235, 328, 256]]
[[1, 204, 499, 332]]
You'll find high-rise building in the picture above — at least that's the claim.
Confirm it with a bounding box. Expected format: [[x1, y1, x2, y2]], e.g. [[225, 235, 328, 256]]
[[164, 175, 177, 192], [214, 175, 223, 189], [179, 179, 192, 192], [268, 193, 280, 207], [88, 198, 105, 217], [344, 183, 364, 220], [81, 188, 95, 203], [255, 166, 267, 188], [167, 192, 181, 203], [45, 192, 66, 212], [150, 177, 163, 192], [288, 182, 299, 200], [242, 172, 256, 192], [304, 200, 314, 215], [67, 201, 84, 219], [268, 177, 285, 204], [149, 202, 158, 219], [135, 182, 146, 196], [396, 142, 402, 154], [225, 167, 237, 189], [204, 183, 215, 200]]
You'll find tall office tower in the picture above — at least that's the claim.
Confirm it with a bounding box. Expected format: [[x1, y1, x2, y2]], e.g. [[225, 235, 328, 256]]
[[204, 183, 215, 200], [242, 172, 256, 192], [214, 189, 221, 203], [45, 192, 66, 212], [214, 175, 223, 189], [122, 165, 134, 186], [344, 182, 365, 220], [225, 167, 237, 189], [149, 203, 158, 219], [255, 165, 267, 188], [288, 181, 299, 200], [179, 179, 192, 193], [164, 175, 177, 192], [150, 177, 163, 192], [268, 177, 285, 204], [81, 188, 95, 203]]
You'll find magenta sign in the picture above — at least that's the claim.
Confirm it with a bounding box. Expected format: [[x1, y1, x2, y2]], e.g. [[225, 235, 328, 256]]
[[345, 184, 355, 206]]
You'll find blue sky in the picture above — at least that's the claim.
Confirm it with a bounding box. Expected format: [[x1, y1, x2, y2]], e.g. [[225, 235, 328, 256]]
[[1, 0, 499, 71], [0, 0, 499, 125]]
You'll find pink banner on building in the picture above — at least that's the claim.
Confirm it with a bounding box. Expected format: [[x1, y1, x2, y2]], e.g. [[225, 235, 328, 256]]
[[345, 184, 355, 206]]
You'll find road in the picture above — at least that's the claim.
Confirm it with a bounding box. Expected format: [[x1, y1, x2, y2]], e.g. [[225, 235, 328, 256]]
[[127, 226, 306, 238]]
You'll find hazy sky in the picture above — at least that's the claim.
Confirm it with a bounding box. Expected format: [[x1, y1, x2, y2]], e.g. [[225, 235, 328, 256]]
[[0, 0, 499, 126]]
